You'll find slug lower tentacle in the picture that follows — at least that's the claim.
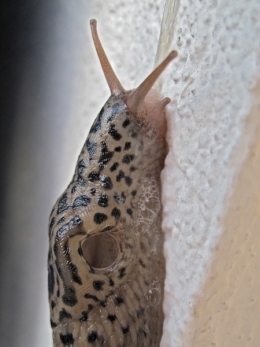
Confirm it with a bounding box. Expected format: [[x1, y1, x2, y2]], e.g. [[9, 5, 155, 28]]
[[48, 19, 177, 347]]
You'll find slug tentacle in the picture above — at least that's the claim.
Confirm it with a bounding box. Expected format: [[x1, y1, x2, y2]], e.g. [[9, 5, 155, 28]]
[[90, 19, 125, 96], [90, 18, 177, 126], [160, 97, 171, 108], [126, 51, 177, 117], [48, 19, 177, 347]]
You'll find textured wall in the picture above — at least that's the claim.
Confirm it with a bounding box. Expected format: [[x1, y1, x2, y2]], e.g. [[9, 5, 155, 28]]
[[160, 0, 260, 346], [187, 84, 260, 346]]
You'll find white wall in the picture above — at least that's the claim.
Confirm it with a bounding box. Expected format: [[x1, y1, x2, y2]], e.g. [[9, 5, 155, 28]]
[[160, 1, 260, 346]]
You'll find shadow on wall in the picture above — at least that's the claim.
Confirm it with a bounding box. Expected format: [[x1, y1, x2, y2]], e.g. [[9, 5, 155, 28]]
[[0, 1, 89, 346]]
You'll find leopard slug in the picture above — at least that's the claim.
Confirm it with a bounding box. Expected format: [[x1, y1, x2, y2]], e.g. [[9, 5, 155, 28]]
[[48, 19, 177, 347]]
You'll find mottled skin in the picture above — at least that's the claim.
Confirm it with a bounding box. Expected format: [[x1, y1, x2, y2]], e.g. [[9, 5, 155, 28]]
[[48, 19, 177, 347]]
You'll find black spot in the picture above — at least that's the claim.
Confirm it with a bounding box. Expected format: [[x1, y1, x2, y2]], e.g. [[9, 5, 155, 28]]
[[56, 215, 82, 238], [50, 320, 57, 328], [102, 226, 113, 232], [86, 139, 97, 159], [90, 107, 104, 133], [109, 278, 114, 286], [60, 333, 74, 345], [131, 190, 137, 197], [76, 176, 86, 186], [88, 331, 97, 343], [62, 286, 77, 307], [114, 146, 121, 152], [107, 314, 116, 322], [131, 131, 138, 138], [115, 297, 124, 305], [100, 176, 113, 190], [57, 217, 65, 224], [108, 124, 122, 141], [51, 300, 56, 309], [99, 141, 114, 170], [112, 103, 120, 115], [71, 185, 77, 193], [126, 208, 133, 216], [122, 326, 129, 334], [124, 142, 131, 150], [88, 171, 100, 182], [94, 213, 108, 224], [130, 166, 137, 172], [114, 192, 126, 204], [116, 170, 125, 182], [49, 217, 55, 232], [124, 176, 133, 186], [78, 159, 86, 175], [122, 118, 130, 128], [48, 265, 55, 295], [72, 195, 91, 209], [48, 249, 52, 262], [111, 207, 121, 220], [69, 214, 82, 227], [78, 247, 83, 256], [57, 288, 60, 297], [118, 267, 126, 279], [110, 162, 119, 172], [93, 280, 104, 291], [142, 330, 147, 338], [107, 103, 120, 122], [57, 193, 69, 214], [80, 311, 88, 322], [137, 308, 145, 318], [84, 293, 99, 302], [139, 259, 146, 268], [70, 263, 82, 285], [59, 308, 72, 322], [98, 194, 108, 208], [122, 154, 134, 164], [90, 188, 96, 195], [85, 305, 92, 313]]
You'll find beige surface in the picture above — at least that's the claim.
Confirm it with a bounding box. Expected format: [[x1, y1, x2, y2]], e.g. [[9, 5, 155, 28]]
[[187, 86, 260, 347]]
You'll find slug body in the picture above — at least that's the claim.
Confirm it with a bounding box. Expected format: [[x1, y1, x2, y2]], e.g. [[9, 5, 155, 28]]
[[48, 20, 177, 347]]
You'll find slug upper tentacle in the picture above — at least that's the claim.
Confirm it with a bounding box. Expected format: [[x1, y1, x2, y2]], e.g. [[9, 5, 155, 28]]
[[48, 19, 177, 347]]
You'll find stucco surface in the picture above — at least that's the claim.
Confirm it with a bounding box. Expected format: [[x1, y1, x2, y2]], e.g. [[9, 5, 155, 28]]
[[160, 0, 260, 346], [186, 84, 260, 346]]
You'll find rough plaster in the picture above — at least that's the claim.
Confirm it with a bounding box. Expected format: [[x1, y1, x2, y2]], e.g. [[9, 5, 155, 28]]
[[160, 0, 260, 346], [187, 84, 260, 347]]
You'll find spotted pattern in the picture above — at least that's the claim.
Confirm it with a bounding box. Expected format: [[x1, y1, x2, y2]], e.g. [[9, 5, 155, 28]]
[[48, 95, 166, 346]]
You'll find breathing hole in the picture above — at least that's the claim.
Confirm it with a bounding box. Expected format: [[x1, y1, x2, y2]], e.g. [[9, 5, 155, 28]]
[[81, 233, 120, 269]]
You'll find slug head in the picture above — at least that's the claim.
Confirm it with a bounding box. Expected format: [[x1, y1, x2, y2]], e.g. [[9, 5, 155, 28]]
[[90, 19, 177, 137]]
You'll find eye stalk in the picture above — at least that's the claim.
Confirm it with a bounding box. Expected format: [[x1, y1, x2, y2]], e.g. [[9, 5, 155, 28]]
[[90, 19, 178, 115], [90, 19, 125, 96], [126, 51, 177, 116]]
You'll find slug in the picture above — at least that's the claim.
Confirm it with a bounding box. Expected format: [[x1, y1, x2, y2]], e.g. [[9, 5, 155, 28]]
[[48, 19, 177, 347]]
